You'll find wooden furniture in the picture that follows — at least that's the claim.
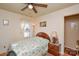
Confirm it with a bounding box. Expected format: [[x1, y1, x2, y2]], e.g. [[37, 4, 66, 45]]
[[64, 47, 77, 56], [36, 32, 50, 41], [48, 43, 60, 56], [0, 51, 7, 56]]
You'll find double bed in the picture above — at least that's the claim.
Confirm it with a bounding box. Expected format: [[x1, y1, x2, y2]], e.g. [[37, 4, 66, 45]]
[[7, 32, 50, 56]]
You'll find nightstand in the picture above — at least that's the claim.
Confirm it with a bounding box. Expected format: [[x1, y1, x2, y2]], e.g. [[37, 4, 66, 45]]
[[48, 43, 61, 56], [0, 51, 7, 56]]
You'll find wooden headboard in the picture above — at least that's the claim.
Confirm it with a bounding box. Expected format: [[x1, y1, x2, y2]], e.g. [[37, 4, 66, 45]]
[[36, 32, 50, 41]]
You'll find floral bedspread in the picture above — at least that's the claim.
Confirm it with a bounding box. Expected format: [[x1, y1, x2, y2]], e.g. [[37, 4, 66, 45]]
[[11, 37, 49, 56]]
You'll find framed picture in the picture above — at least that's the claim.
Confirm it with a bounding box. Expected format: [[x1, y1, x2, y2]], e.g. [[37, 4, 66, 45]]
[[40, 21, 47, 27], [3, 20, 9, 25]]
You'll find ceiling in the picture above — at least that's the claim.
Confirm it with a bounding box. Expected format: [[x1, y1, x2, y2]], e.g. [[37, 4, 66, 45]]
[[0, 3, 77, 17]]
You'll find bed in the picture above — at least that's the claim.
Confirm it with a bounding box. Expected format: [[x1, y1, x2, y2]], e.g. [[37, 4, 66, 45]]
[[7, 32, 50, 56]]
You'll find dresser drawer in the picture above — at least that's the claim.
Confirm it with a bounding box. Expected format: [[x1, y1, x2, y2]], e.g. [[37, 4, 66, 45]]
[[48, 43, 59, 51], [48, 49, 60, 56]]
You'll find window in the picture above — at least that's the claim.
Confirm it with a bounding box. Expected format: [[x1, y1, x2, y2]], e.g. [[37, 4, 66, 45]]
[[21, 23, 30, 38]]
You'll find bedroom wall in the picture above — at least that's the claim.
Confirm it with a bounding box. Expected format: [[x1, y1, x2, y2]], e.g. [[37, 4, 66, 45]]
[[32, 4, 79, 55], [0, 9, 31, 51]]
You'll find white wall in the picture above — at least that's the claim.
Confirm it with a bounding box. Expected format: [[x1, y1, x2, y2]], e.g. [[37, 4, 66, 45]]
[[0, 9, 30, 51], [33, 4, 79, 54]]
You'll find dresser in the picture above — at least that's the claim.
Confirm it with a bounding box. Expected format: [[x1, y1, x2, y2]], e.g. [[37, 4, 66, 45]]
[[48, 43, 61, 56]]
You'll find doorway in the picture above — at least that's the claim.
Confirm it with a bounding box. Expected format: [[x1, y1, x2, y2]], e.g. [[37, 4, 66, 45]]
[[64, 14, 79, 56]]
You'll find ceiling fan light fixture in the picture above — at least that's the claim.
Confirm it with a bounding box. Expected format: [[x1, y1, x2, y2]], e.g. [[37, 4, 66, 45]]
[[28, 4, 33, 9]]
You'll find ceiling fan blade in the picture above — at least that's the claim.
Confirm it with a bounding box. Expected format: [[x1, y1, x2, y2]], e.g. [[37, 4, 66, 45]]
[[32, 3, 47, 8], [32, 7, 37, 13], [21, 5, 28, 11]]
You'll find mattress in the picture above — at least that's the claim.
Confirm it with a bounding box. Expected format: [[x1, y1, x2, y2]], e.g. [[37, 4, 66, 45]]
[[11, 37, 49, 56]]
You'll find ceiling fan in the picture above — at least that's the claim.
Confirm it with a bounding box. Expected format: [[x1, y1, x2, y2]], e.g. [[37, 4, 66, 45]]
[[21, 3, 48, 13]]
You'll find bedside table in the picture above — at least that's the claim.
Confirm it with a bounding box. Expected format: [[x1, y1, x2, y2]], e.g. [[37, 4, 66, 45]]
[[48, 43, 61, 56], [0, 51, 7, 56]]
